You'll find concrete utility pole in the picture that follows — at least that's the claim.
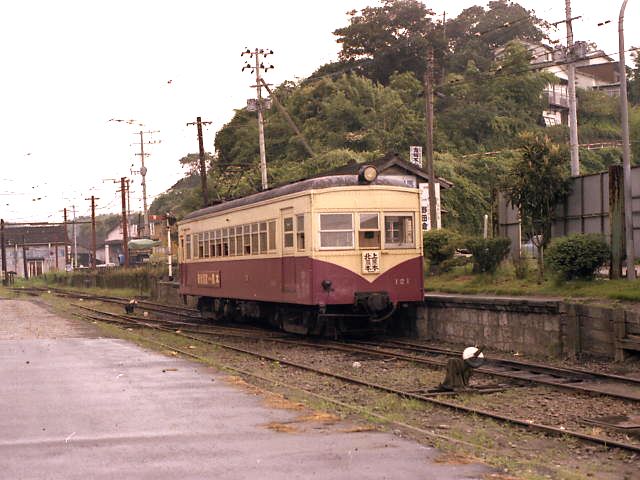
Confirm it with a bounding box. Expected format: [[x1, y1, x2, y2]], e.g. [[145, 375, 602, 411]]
[[86, 196, 99, 269], [423, 46, 438, 231], [1, 219, 7, 286], [187, 116, 213, 207], [134, 130, 159, 237], [242, 48, 274, 190], [120, 177, 129, 268], [618, 0, 636, 279], [565, 0, 580, 176]]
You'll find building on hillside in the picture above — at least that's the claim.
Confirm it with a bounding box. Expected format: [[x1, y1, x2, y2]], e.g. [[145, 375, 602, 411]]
[[0, 224, 69, 278], [496, 40, 620, 126]]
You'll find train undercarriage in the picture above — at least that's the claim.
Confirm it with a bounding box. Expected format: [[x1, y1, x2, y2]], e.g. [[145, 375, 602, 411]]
[[195, 294, 409, 337]]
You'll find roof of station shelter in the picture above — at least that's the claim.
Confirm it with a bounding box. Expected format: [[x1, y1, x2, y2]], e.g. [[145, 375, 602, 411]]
[[314, 152, 453, 189], [2, 224, 67, 246]]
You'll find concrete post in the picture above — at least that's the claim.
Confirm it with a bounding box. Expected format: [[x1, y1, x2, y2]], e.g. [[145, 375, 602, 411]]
[[609, 165, 625, 279]]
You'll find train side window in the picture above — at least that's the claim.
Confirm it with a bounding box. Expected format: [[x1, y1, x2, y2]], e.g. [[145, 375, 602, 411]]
[[182, 236, 188, 260], [203, 232, 210, 258], [243, 225, 251, 254], [296, 214, 305, 251], [384, 213, 415, 248], [251, 223, 259, 255], [259, 222, 267, 254], [195, 233, 202, 258], [283, 217, 294, 249], [209, 231, 215, 257], [236, 226, 243, 256], [358, 212, 380, 249], [215, 229, 222, 257], [319, 213, 353, 249], [268, 220, 276, 251], [229, 227, 236, 256], [223, 228, 229, 256]]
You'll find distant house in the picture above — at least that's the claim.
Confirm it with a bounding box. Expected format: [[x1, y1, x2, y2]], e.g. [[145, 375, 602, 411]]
[[1, 224, 69, 278], [103, 223, 140, 265], [496, 40, 620, 126]]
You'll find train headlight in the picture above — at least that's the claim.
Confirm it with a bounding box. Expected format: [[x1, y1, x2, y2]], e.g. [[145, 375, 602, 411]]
[[358, 165, 378, 184]]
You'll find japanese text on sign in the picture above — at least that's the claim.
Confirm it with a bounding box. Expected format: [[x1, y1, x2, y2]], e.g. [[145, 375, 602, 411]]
[[362, 251, 381, 274], [197, 271, 221, 287]]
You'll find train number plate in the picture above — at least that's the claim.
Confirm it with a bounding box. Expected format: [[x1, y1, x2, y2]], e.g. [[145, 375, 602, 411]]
[[361, 251, 381, 274], [196, 271, 221, 287]]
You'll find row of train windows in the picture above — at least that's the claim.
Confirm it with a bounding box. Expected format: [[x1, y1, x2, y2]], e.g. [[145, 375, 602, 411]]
[[182, 212, 414, 260], [185, 220, 281, 260], [319, 212, 415, 249]]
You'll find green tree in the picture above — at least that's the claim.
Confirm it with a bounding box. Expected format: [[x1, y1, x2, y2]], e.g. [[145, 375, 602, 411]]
[[333, 0, 437, 84], [445, 1, 547, 74], [502, 133, 571, 280]]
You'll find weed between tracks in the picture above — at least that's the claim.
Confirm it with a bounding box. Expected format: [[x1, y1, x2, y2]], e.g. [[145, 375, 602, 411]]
[[36, 294, 640, 480]]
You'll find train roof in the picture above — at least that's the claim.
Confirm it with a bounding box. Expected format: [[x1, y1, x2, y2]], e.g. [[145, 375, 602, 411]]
[[181, 174, 414, 222]]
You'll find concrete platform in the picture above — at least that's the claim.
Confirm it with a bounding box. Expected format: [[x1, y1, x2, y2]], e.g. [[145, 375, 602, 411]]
[[0, 299, 492, 479]]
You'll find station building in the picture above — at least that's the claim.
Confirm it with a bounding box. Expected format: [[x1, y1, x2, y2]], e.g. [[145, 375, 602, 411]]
[[0, 224, 69, 278]]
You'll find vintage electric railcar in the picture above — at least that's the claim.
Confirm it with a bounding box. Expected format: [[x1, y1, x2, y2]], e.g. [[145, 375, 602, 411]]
[[178, 166, 424, 335]]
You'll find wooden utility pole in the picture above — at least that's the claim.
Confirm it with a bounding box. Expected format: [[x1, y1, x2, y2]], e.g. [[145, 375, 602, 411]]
[[22, 235, 28, 279], [565, 0, 580, 176], [120, 177, 129, 268], [187, 116, 213, 207], [242, 48, 274, 190], [1, 219, 6, 286], [63, 208, 69, 268], [423, 47, 438, 230], [86, 195, 98, 269]]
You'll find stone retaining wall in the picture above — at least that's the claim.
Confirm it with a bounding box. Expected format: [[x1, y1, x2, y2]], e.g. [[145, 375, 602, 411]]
[[417, 294, 636, 360]]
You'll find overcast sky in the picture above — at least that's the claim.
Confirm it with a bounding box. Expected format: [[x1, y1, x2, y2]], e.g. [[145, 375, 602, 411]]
[[1, 0, 638, 223]]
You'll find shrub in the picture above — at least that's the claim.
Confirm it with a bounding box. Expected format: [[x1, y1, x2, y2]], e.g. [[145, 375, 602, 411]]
[[423, 229, 460, 273], [546, 234, 610, 280], [466, 237, 511, 274]]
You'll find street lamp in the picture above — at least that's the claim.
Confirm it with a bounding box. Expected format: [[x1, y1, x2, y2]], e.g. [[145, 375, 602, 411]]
[[618, 0, 636, 279]]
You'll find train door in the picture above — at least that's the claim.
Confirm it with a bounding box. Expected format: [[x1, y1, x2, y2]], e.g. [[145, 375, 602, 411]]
[[280, 208, 296, 293]]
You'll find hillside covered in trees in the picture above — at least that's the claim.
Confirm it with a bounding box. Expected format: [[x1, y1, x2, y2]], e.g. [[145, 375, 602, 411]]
[[150, 0, 640, 234]]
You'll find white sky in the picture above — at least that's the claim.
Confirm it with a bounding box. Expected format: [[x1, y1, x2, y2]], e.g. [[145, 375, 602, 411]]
[[1, 0, 638, 223]]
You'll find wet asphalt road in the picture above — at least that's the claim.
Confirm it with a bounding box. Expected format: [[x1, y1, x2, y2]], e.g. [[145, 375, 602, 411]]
[[0, 299, 492, 479]]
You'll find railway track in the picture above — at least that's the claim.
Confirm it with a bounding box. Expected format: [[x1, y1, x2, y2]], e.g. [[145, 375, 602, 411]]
[[67, 302, 640, 455], [14, 286, 640, 403]]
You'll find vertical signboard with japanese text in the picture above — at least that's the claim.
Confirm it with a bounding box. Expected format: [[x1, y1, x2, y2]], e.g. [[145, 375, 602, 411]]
[[409, 146, 423, 168], [419, 182, 441, 231]]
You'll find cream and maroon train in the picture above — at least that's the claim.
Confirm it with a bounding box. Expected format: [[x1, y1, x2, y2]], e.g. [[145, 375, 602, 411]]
[[178, 165, 424, 335]]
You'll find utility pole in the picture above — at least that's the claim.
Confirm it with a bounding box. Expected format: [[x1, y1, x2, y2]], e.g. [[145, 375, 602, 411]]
[[565, 0, 580, 176], [242, 48, 274, 190], [260, 79, 315, 157], [63, 208, 69, 269], [22, 235, 28, 279], [71, 205, 77, 269], [133, 130, 160, 237], [618, 0, 636, 280], [1, 219, 6, 286], [126, 178, 131, 220], [187, 116, 213, 207], [119, 177, 129, 268], [85, 195, 99, 269], [423, 47, 438, 230]]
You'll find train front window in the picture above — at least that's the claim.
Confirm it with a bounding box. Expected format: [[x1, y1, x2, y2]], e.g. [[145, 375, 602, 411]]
[[384, 213, 415, 249], [358, 213, 380, 249], [319, 213, 353, 249]]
